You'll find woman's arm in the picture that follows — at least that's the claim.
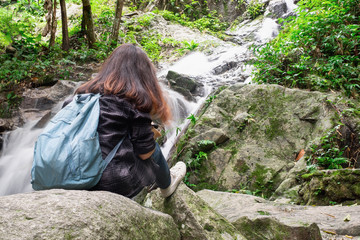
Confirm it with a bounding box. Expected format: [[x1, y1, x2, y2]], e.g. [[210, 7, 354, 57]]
[[130, 110, 157, 160]]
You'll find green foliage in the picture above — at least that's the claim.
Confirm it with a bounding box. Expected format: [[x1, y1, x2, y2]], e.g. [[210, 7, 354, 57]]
[[0, 8, 14, 47], [205, 94, 216, 105], [197, 140, 216, 148], [0, 91, 22, 117], [176, 126, 182, 136], [307, 126, 349, 169], [179, 40, 199, 52], [0, 6, 38, 49], [246, 0, 265, 19], [187, 113, 197, 125], [184, 151, 208, 188], [252, 0, 360, 98], [155, 10, 229, 36]]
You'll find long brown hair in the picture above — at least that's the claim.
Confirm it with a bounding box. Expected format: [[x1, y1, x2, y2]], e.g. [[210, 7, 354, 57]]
[[76, 44, 171, 123]]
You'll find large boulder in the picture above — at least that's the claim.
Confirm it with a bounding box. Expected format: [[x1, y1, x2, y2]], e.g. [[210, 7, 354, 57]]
[[172, 84, 349, 199], [0, 189, 180, 240], [144, 183, 247, 239], [197, 189, 360, 240]]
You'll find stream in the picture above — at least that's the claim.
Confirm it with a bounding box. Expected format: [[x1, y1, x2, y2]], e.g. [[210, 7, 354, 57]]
[[0, 1, 297, 196]]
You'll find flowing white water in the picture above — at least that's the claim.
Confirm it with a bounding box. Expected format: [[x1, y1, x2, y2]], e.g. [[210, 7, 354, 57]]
[[0, 0, 297, 196], [0, 122, 42, 195], [285, 0, 297, 11]]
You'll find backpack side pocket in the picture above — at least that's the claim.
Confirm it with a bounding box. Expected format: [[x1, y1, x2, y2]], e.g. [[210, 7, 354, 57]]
[[79, 133, 103, 179]]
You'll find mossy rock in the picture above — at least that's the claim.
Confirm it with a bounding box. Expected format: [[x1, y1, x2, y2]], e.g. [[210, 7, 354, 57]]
[[298, 169, 360, 205], [173, 84, 354, 199]]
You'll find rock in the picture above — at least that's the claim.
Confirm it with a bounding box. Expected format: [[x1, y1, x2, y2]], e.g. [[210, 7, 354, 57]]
[[144, 183, 247, 240], [5, 45, 16, 55], [207, 0, 246, 22], [0, 119, 13, 132], [18, 80, 79, 128], [197, 189, 360, 239], [298, 169, 360, 205], [166, 71, 203, 101], [174, 84, 351, 199], [265, 0, 288, 19], [21, 80, 78, 111], [192, 128, 229, 146], [212, 61, 238, 75], [271, 156, 307, 201], [0, 189, 180, 240], [166, 70, 197, 93]]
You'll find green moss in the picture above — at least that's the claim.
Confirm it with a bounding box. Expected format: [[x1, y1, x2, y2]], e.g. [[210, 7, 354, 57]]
[[351, 183, 360, 196], [64, 232, 75, 240], [301, 171, 324, 180], [251, 164, 268, 186], [265, 118, 286, 141], [234, 159, 250, 173], [249, 164, 282, 198]]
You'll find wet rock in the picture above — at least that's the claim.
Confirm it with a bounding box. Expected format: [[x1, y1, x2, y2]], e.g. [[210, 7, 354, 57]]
[[166, 71, 204, 101], [0, 189, 180, 240], [21, 80, 77, 111], [212, 61, 238, 75], [280, 10, 297, 20], [31, 110, 52, 129], [0, 119, 14, 151], [265, 0, 288, 19], [0, 119, 13, 133], [144, 183, 247, 240], [197, 190, 360, 240]]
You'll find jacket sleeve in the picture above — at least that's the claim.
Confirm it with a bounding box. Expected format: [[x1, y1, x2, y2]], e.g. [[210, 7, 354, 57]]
[[130, 110, 156, 155]]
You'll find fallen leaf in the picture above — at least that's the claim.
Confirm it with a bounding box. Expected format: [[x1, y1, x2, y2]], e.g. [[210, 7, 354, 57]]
[[344, 214, 351, 222], [321, 213, 335, 218], [322, 230, 337, 235], [295, 149, 305, 161]]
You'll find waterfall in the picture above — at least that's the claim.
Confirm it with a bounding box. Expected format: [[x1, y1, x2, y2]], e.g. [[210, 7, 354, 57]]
[[0, 122, 42, 195]]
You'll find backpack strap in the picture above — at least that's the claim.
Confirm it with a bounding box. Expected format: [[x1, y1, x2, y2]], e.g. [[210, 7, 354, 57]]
[[104, 136, 126, 166]]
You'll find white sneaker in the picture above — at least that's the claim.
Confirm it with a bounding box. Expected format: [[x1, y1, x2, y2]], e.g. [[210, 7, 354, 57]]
[[160, 161, 187, 198]]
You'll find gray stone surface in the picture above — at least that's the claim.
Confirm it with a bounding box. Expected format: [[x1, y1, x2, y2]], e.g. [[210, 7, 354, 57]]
[[21, 80, 78, 111], [144, 183, 246, 240], [265, 0, 288, 18], [0, 189, 180, 240], [174, 84, 350, 200], [197, 189, 360, 240]]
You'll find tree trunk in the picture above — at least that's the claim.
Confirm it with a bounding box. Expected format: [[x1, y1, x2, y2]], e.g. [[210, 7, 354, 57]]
[[60, 0, 70, 51], [81, 13, 86, 35], [49, 0, 57, 47], [82, 0, 96, 48], [42, 0, 52, 37], [110, 0, 124, 44]]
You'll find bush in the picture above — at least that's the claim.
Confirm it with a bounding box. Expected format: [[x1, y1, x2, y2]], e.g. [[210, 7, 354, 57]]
[[252, 0, 360, 98]]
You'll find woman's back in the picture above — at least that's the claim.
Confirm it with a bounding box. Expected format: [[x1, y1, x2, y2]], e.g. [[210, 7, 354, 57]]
[[91, 95, 157, 198]]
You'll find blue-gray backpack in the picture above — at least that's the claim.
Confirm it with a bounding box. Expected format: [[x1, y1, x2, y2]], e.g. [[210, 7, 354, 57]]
[[31, 93, 124, 190]]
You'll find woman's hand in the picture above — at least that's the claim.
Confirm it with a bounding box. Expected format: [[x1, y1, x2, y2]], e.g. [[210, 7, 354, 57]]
[[151, 122, 162, 139]]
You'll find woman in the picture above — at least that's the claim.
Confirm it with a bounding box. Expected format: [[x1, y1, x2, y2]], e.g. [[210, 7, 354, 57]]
[[73, 43, 186, 198]]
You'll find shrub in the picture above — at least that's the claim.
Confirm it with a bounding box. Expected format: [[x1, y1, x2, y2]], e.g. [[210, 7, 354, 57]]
[[252, 0, 360, 98]]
